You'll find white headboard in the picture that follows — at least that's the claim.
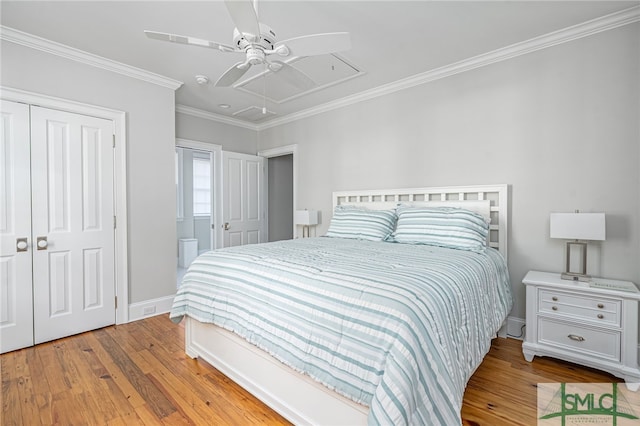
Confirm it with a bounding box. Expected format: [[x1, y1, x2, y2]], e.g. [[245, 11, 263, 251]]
[[333, 184, 509, 261]]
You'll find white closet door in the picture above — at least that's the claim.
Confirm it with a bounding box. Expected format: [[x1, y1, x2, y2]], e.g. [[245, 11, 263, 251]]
[[30, 106, 116, 344], [0, 100, 34, 353], [222, 151, 265, 247]]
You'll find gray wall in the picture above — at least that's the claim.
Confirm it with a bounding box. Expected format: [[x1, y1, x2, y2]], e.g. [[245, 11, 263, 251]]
[[176, 111, 257, 154], [268, 154, 294, 242], [1, 40, 177, 305], [5, 21, 636, 324], [258, 23, 640, 320]]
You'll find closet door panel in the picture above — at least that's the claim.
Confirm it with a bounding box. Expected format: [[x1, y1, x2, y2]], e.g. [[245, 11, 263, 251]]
[[30, 106, 116, 344], [0, 100, 34, 353]]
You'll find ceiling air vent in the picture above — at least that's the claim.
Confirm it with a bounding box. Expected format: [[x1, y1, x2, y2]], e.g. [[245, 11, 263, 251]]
[[236, 53, 363, 104]]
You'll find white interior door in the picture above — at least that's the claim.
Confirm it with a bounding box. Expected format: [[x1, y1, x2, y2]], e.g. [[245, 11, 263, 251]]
[[30, 106, 116, 344], [0, 100, 34, 353], [222, 151, 265, 247]]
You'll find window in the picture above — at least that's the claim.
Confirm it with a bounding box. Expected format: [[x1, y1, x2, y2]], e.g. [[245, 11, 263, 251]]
[[193, 155, 211, 216]]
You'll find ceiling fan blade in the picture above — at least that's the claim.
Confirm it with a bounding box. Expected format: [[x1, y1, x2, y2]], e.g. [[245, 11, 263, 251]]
[[224, 0, 261, 41], [269, 61, 316, 91], [144, 30, 238, 52], [215, 62, 251, 87], [275, 32, 351, 57]]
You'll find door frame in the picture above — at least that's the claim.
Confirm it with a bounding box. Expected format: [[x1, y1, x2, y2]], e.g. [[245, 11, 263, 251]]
[[1, 86, 129, 325], [176, 138, 222, 251], [258, 144, 298, 239]]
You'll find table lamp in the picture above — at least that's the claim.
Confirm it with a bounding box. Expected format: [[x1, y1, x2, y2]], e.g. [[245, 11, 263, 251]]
[[550, 211, 605, 282], [295, 210, 318, 238]]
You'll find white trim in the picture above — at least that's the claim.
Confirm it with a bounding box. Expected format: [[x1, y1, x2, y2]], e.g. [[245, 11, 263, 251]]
[[6, 4, 633, 132], [176, 138, 223, 251], [505, 316, 527, 340], [0, 25, 183, 90], [176, 138, 222, 153], [175, 147, 184, 220], [176, 104, 259, 131], [171, 6, 640, 131], [0, 86, 130, 325], [258, 6, 640, 130], [258, 145, 298, 239], [128, 295, 175, 322]]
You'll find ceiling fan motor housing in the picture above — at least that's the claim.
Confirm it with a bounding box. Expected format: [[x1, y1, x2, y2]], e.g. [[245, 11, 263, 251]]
[[246, 48, 265, 65], [233, 23, 276, 51]]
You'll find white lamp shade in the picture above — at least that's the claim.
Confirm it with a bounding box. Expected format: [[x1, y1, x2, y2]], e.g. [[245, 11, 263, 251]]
[[550, 212, 606, 241], [295, 210, 318, 226]]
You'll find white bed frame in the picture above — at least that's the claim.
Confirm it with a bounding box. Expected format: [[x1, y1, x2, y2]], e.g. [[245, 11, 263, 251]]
[[184, 184, 509, 425]]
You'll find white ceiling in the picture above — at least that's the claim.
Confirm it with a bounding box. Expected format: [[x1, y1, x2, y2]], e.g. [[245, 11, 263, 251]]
[[2, 1, 638, 126]]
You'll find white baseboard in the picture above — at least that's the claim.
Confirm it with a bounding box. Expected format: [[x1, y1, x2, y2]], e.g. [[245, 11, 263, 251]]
[[505, 316, 526, 340], [128, 294, 175, 322]]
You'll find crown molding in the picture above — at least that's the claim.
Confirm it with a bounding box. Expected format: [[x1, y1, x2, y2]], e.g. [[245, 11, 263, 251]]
[[0, 25, 183, 90], [175, 104, 259, 131], [256, 5, 640, 131], [5, 4, 634, 131]]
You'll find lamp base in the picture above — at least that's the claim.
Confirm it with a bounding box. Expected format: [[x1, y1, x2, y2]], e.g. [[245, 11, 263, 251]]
[[561, 272, 591, 283], [561, 241, 590, 283]]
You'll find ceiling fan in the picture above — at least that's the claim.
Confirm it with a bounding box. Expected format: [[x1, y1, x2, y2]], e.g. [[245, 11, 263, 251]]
[[144, 0, 351, 90]]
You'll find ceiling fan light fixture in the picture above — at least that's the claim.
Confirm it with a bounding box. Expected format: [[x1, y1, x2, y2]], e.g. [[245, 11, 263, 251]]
[[246, 47, 266, 65]]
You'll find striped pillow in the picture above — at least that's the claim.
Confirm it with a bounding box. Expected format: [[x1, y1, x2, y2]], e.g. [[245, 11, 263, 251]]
[[392, 206, 490, 252], [325, 205, 397, 241]]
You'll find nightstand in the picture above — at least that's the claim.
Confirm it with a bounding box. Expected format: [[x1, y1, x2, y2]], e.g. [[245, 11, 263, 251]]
[[522, 270, 640, 390]]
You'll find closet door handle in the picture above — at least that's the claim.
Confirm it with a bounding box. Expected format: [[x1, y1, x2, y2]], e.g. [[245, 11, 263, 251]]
[[37, 236, 48, 250], [16, 238, 29, 252]]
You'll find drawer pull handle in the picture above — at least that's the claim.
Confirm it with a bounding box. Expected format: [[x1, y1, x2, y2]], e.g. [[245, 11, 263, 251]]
[[568, 334, 585, 342], [597, 314, 604, 319], [552, 297, 558, 301], [552, 306, 558, 311], [597, 303, 604, 309]]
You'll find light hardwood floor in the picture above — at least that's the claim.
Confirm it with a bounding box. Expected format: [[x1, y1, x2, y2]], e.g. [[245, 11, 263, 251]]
[[1, 315, 623, 425]]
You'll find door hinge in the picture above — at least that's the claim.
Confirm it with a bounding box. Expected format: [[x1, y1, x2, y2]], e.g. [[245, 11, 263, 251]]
[[112, 134, 116, 148], [113, 215, 117, 229], [115, 296, 118, 309]]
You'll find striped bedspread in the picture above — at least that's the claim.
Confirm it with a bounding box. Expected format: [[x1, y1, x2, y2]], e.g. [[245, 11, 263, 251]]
[[170, 237, 512, 425]]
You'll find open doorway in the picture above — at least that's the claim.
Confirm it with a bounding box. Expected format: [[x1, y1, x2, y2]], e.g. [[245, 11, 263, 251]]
[[175, 139, 221, 288], [268, 154, 293, 241], [259, 145, 298, 241]]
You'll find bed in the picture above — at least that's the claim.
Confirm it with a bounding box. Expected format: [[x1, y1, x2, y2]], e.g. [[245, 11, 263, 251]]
[[170, 184, 512, 425]]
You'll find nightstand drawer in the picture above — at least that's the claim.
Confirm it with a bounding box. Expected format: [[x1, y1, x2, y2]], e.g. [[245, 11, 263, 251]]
[[538, 290, 621, 326], [538, 318, 621, 362]]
